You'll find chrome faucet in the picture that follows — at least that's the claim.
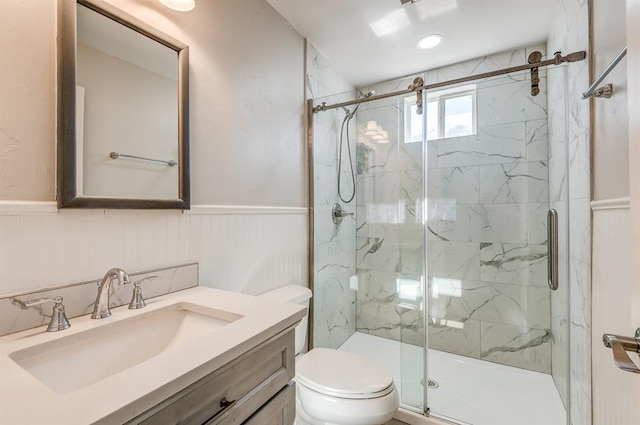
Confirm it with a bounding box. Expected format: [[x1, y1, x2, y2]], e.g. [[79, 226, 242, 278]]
[[91, 268, 131, 319]]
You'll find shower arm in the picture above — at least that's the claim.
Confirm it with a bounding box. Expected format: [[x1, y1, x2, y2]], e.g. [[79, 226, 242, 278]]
[[312, 50, 586, 114]]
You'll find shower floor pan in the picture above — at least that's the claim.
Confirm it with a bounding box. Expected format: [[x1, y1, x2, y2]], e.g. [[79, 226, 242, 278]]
[[339, 332, 565, 425]]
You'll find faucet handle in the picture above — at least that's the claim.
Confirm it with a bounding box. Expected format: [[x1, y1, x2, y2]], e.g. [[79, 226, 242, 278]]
[[128, 276, 158, 310], [18, 296, 71, 332]]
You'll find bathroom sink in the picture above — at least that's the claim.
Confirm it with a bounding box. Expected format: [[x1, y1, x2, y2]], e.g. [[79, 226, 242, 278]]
[[0, 286, 307, 425], [8, 302, 243, 395]]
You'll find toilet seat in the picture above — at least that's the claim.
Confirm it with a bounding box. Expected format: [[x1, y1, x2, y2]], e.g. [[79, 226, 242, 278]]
[[296, 348, 395, 399]]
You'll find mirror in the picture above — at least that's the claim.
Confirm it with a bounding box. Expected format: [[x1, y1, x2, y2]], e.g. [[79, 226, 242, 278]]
[[57, 0, 190, 209]]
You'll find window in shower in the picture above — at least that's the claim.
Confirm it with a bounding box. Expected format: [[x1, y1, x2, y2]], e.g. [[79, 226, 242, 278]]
[[403, 97, 424, 143], [403, 83, 477, 143]]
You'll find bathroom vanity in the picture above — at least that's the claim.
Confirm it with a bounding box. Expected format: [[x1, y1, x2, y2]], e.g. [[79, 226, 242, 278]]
[[130, 329, 296, 424], [0, 287, 305, 424]]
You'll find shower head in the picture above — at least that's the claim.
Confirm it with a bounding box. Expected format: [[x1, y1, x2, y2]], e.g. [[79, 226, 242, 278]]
[[356, 90, 375, 99], [343, 91, 376, 118]]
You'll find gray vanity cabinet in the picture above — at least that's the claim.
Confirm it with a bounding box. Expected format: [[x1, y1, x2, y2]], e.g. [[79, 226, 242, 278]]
[[128, 329, 296, 425], [242, 383, 295, 424]]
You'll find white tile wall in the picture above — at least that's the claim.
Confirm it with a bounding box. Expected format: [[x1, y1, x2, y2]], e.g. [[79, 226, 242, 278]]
[[0, 203, 307, 297]]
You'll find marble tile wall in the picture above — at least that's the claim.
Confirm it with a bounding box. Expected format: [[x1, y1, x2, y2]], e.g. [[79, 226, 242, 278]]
[[355, 45, 557, 374], [306, 41, 358, 349]]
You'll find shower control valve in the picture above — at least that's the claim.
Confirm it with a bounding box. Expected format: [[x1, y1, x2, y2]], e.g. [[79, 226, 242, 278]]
[[332, 203, 353, 225]]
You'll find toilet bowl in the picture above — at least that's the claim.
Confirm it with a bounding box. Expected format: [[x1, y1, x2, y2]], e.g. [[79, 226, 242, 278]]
[[259, 285, 399, 425], [295, 348, 399, 425]]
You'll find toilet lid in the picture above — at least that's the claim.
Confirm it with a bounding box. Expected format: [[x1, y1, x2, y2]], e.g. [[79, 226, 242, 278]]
[[296, 348, 394, 399]]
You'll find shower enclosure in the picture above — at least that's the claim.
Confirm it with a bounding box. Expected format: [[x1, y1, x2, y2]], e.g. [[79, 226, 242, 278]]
[[308, 54, 572, 425]]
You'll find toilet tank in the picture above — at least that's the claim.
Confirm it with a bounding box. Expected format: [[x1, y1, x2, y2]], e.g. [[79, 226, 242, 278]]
[[258, 285, 312, 355]]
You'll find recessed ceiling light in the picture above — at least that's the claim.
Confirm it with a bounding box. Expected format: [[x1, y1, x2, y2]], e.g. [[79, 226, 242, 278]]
[[417, 34, 442, 49], [158, 0, 195, 11]]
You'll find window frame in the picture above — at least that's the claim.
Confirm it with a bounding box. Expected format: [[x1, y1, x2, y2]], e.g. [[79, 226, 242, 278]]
[[403, 83, 477, 144]]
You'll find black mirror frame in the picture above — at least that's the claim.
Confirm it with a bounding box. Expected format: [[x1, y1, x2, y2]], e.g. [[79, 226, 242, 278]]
[[57, 0, 190, 209]]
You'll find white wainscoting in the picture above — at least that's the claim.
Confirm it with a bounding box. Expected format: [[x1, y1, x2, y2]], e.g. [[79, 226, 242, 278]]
[[0, 203, 308, 297], [591, 198, 640, 425]]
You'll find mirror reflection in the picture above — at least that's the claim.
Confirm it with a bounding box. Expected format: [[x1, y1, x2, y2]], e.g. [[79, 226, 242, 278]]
[[76, 3, 179, 199]]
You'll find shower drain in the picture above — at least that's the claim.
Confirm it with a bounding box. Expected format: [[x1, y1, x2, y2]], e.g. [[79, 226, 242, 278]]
[[420, 378, 440, 389]]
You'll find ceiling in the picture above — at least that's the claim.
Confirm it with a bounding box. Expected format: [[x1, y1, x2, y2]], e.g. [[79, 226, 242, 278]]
[[266, 0, 561, 87]]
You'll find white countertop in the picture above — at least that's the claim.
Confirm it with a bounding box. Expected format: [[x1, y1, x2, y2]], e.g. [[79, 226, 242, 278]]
[[0, 287, 306, 425]]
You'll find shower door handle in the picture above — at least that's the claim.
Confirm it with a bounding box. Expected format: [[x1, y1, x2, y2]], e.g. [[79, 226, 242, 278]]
[[547, 209, 558, 290]]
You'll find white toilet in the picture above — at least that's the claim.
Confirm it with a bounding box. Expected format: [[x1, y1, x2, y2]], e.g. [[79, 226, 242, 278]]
[[259, 285, 399, 425]]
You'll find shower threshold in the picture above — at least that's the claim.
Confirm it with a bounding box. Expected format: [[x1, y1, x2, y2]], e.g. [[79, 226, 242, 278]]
[[339, 332, 566, 425]]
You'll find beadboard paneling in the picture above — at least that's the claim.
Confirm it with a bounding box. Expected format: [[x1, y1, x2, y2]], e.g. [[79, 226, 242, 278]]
[[0, 208, 307, 297], [591, 205, 640, 425]]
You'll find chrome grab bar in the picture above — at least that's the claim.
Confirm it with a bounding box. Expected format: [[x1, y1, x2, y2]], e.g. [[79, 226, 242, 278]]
[[602, 328, 640, 374], [547, 209, 558, 290], [109, 151, 178, 167]]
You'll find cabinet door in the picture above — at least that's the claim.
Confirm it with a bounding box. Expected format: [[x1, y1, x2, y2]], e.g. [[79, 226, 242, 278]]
[[242, 383, 295, 425], [129, 329, 294, 425]]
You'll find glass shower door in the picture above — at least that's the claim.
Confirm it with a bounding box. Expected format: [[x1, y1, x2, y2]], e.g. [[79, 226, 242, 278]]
[[355, 87, 426, 413], [311, 88, 425, 411], [424, 68, 569, 425]]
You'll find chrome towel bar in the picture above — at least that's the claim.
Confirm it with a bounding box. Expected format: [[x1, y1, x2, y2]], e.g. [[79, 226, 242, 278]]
[[582, 46, 627, 99], [109, 151, 178, 167]]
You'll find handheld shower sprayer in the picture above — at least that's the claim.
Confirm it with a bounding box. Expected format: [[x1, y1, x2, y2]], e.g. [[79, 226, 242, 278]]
[[337, 90, 377, 204]]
